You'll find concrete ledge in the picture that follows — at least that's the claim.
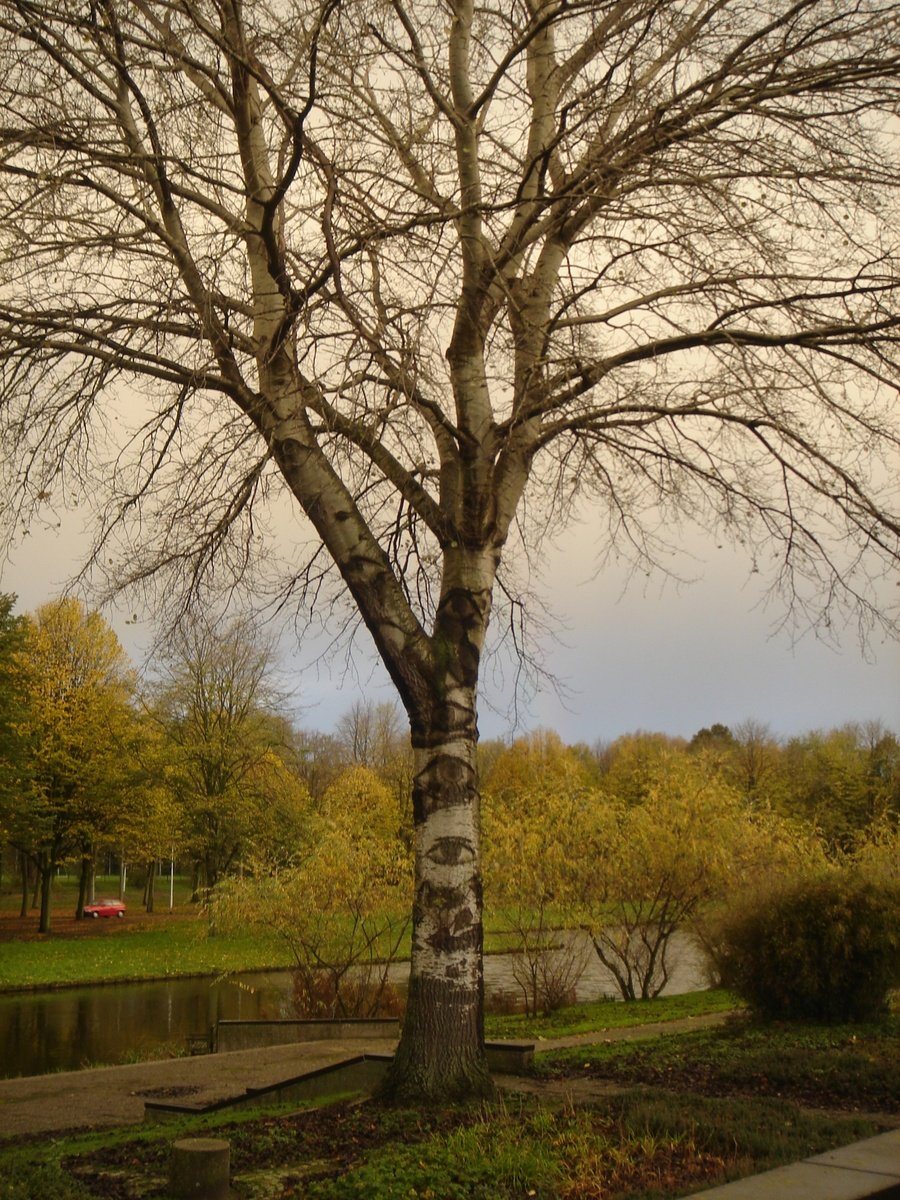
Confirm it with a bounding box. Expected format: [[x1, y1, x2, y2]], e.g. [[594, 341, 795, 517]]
[[484, 1040, 534, 1073], [693, 1129, 900, 1199], [144, 1040, 534, 1122], [215, 1018, 400, 1053], [144, 1054, 394, 1122]]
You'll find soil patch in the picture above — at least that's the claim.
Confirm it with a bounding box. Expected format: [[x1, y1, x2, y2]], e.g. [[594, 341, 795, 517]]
[[65, 1100, 478, 1198], [130, 1086, 204, 1100], [0, 909, 196, 942]]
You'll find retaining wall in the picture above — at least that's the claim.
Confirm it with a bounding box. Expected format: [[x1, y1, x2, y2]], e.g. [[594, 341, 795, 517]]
[[214, 1018, 400, 1052]]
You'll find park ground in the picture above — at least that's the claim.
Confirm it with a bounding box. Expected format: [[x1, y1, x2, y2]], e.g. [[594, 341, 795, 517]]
[[1, 1010, 896, 1199], [0, 885, 897, 1199]]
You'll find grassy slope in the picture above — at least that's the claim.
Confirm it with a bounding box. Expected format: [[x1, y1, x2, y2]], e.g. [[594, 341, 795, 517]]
[[535, 1013, 900, 1112], [0, 920, 296, 988], [484, 988, 740, 1040]]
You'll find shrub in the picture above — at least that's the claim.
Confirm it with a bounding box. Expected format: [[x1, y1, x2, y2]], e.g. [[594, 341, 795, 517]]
[[292, 969, 406, 1020], [706, 873, 900, 1022], [509, 928, 591, 1016]]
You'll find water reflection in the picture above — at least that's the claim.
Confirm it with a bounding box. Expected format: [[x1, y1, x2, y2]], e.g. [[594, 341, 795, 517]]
[[0, 971, 296, 1079], [0, 931, 706, 1079]]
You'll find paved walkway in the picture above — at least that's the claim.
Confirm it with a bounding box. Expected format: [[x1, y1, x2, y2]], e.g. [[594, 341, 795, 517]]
[[0, 1013, 735, 1141], [0, 1037, 395, 1140]]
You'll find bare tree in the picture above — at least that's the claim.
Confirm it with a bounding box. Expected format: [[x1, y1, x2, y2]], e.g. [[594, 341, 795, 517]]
[[731, 719, 782, 805], [336, 699, 404, 769], [1, 1, 898, 1099]]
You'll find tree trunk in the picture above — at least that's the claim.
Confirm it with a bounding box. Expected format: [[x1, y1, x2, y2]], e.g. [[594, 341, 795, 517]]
[[38, 852, 53, 934], [381, 696, 493, 1102], [18, 851, 29, 918], [145, 859, 156, 913], [75, 850, 91, 919], [190, 861, 202, 904]]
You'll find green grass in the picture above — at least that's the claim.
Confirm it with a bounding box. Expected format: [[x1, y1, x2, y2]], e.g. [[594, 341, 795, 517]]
[[484, 988, 740, 1040], [0, 881, 544, 989], [0, 918, 295, 989], [536, 1014, 900, 1112]]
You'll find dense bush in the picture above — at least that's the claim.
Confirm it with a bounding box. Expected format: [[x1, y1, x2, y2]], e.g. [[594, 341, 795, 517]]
[[706, 873, 900, 1022]]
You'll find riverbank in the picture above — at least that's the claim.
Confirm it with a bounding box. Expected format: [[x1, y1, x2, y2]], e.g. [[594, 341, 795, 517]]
[[0, 911, 295, 992], [0, 901, 532, 992]]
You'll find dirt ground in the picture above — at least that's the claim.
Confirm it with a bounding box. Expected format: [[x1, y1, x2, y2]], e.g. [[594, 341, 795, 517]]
[[0, 905, 196, 942]]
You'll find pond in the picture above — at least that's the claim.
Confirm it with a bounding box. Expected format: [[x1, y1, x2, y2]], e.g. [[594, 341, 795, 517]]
[[0, 932, 706, 1078]]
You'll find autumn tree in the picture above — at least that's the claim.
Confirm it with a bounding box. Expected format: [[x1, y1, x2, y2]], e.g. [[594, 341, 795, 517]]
[[482, 735, 594, 1014], [214, 765, 411, 1017], [336, 699, 414, 822], [593, 731, 687, 806], [0, 595, 27, 824], [0, 594, 29, 908], [1, 1, 899, 1097], [9, 598, 136, 932], [291, 727, 346, 803], [150, 616, 308, 896], [728, 720, 784, 807], [779, 724, 899, 849], [108, 712, 182, 913], [582, 748, 818, 999]]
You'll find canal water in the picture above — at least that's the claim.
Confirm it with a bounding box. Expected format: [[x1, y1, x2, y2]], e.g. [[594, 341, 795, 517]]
[[0, 933, 707, 1079]]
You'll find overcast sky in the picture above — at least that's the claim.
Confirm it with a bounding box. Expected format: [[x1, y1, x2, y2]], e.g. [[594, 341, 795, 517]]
[[2, 505, 897, 747]]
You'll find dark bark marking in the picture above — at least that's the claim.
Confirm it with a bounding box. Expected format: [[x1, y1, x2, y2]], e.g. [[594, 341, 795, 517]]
[[412, 752, 476, 820], [424, 835, 475, 866], [417, 880, 480, 955]]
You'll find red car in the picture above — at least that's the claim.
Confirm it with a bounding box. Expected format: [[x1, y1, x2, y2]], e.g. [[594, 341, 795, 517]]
[[83, 899, 126, 919]]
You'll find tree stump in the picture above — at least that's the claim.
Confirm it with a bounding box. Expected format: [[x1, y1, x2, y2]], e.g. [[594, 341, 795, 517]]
[[168, 1137, 231, 1199]]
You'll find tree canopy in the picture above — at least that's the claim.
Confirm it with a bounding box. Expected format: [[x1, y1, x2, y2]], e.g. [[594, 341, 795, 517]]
[[0, 593, 28, 847]]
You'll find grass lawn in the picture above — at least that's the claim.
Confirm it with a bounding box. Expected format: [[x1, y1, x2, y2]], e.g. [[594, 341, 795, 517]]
[[0, 917, 297, 989], [0, 875, 297, 989], [1, 1013, 893, 1200], [535, 1013, 900, 1113], [484, 988, 740, 1040]]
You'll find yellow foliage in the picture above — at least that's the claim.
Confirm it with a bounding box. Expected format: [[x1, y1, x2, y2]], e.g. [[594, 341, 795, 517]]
[[320, 765, 408, 847], [850, 815, 900, 882], [483, 729, 595, 809], [214, 764, 413, 986], [14, 597, 137, 840]]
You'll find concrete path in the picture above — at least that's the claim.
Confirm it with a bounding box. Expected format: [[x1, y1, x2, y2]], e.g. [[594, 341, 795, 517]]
[[0, 1012, 739, 1140], [0, 1037, 397, 1140]]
